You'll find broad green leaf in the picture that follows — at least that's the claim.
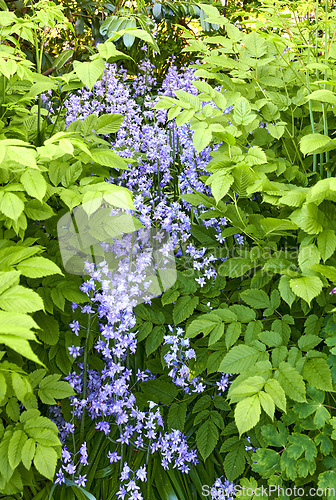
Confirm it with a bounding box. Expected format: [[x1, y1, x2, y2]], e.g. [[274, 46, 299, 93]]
[[258, 391, 275, 420], [225, 321, 241, 349], [193, 125, 212, 152], [21, 438, 35, 470], [235, 394, 261, 435], [141, 380, 178, 404], [95, 114, 124, 134], [233, 97, 256, 126], [219, 345, 260, 374], [261, 422, 288, 447], [278, 275, 296, 307], [209, 172, 233, 203], [8, 430, 27, 469], [0, 285, 44, 313], [33, 444, 57, 480], [267, 123, 285, 139], [145, 326, 164, 356], [196, 419, 219, 460], [307, 89, 336, 106], [229, 376, 265, 400], [289, 276, 323, 305], [275, 361, 306, 402], [245, 31, 267, 58], [173, 296, 199, 325], [300, 133, 334, 156], [245, 146, 267, 165], [73, 58, 105, 90], [92, 148, 129, 170], [302, 358, 333, 391], [218, 258, 253, 278], [17, 257, 62, 278], [0, 192, 24, 221], [290, 203, 324, 234], [251, 448, 279, 476], [167, 402, 187, 431], [317, 229, 336, 262], [298, 244, 320, 270], [240, 289, 270, 309], [38, 375, 75, 404], [287, 433, 317, 462], [20, 170, 46, 202], [224, 442, 246, 481]]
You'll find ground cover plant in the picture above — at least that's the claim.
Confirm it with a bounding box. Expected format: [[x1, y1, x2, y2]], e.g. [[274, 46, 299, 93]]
[[2, 0, 336, 499]]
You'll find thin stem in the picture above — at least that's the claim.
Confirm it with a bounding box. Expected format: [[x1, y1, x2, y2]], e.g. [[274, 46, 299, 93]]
[[79, 312, 92, 444]]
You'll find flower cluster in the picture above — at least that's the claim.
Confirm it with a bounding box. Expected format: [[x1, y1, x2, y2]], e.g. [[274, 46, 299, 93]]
[[163, 326, 205, 393]]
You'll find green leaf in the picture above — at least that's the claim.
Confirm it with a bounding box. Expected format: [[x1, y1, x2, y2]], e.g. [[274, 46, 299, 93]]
[[95, 114, 124, 134], [209, 172, 234, 203], [290, 203, 324, 234], [141, 380, 178, 404], [145, 326, 164, 356], [275, 361, 306, 402], [225, 322, 241, 349], [317, 229, 336, 262], [21, 438, 35, 470], [298, 244, 321, 270], [223, 442, 246, 481], [289, 276, 323, 305], [245, 31, 267, 57], [298, 334, 321, 351], [267, 123, 285, 139], [218, 258, 253, 278], [91, 148, 129, 170], [229, 376, 265, 400], [233, 96, 256, 126], [303, 358, 333, 391], [251, 448, 280, 476], [33, 444, 57, 480], [8, 430, 27, 469], [240, 289, 270, 309], [235, 394, 261, 435], [318, 470, 336, 491], [0, 285, 44, 313], [167, 402, 187, 431], [20, 170, 46, 202], [278, 275, 296, 307], [173, 296, 199, 325], [307, 89, 336, 106], [196, 419, 219, 460], [219, 345, 260, 373], [193, 125, 212, 152], [264, 379, 286, 412], [287, 433, 317, 461], [258, 391, 275, 420], [38, 375, 75, 404], [0, 192, 24, 221], [300, 133, 334, 156], [186, 314, 221, 338], [34, 312, 59, 345], [245, 146, 267, 166], [261, 422, 288, 447], [17, 257, 62, 279], [73, 58, 105, 90]]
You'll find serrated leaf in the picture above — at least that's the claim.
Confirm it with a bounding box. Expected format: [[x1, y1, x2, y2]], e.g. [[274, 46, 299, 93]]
[[196, 419, 219, 460], [258, 391, 275, 420], [219, 345, 260, 373], [8, 430, 27, 469], [289, 276, 323, 305], [0, 192, 24, 221], [240, 289, 270, 309], [167, 402, 187, 431], [21, 438, 35, 470], [225, 321, 241, 349], [21, 170, 46, 202], [17, 257, 62, 279], [0, 285, 44, 312], [298, 244, 320, 270], [303, 358, 333, 391], [223, 442, 246, 481], [173, 296, 199, 325], [95, 113, 124, 134], [210, 172, 234, 203], [33, 444, 57, 480], [290, 203, 324, 234], [235, 394, 261, 435], [73, 59, 105, 90], [275, 361, 306, 402], [278, 275, 296, 307], [300, 133, 334, 156], [264, 379, 286, 411], [317, 229, 336, 262]]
